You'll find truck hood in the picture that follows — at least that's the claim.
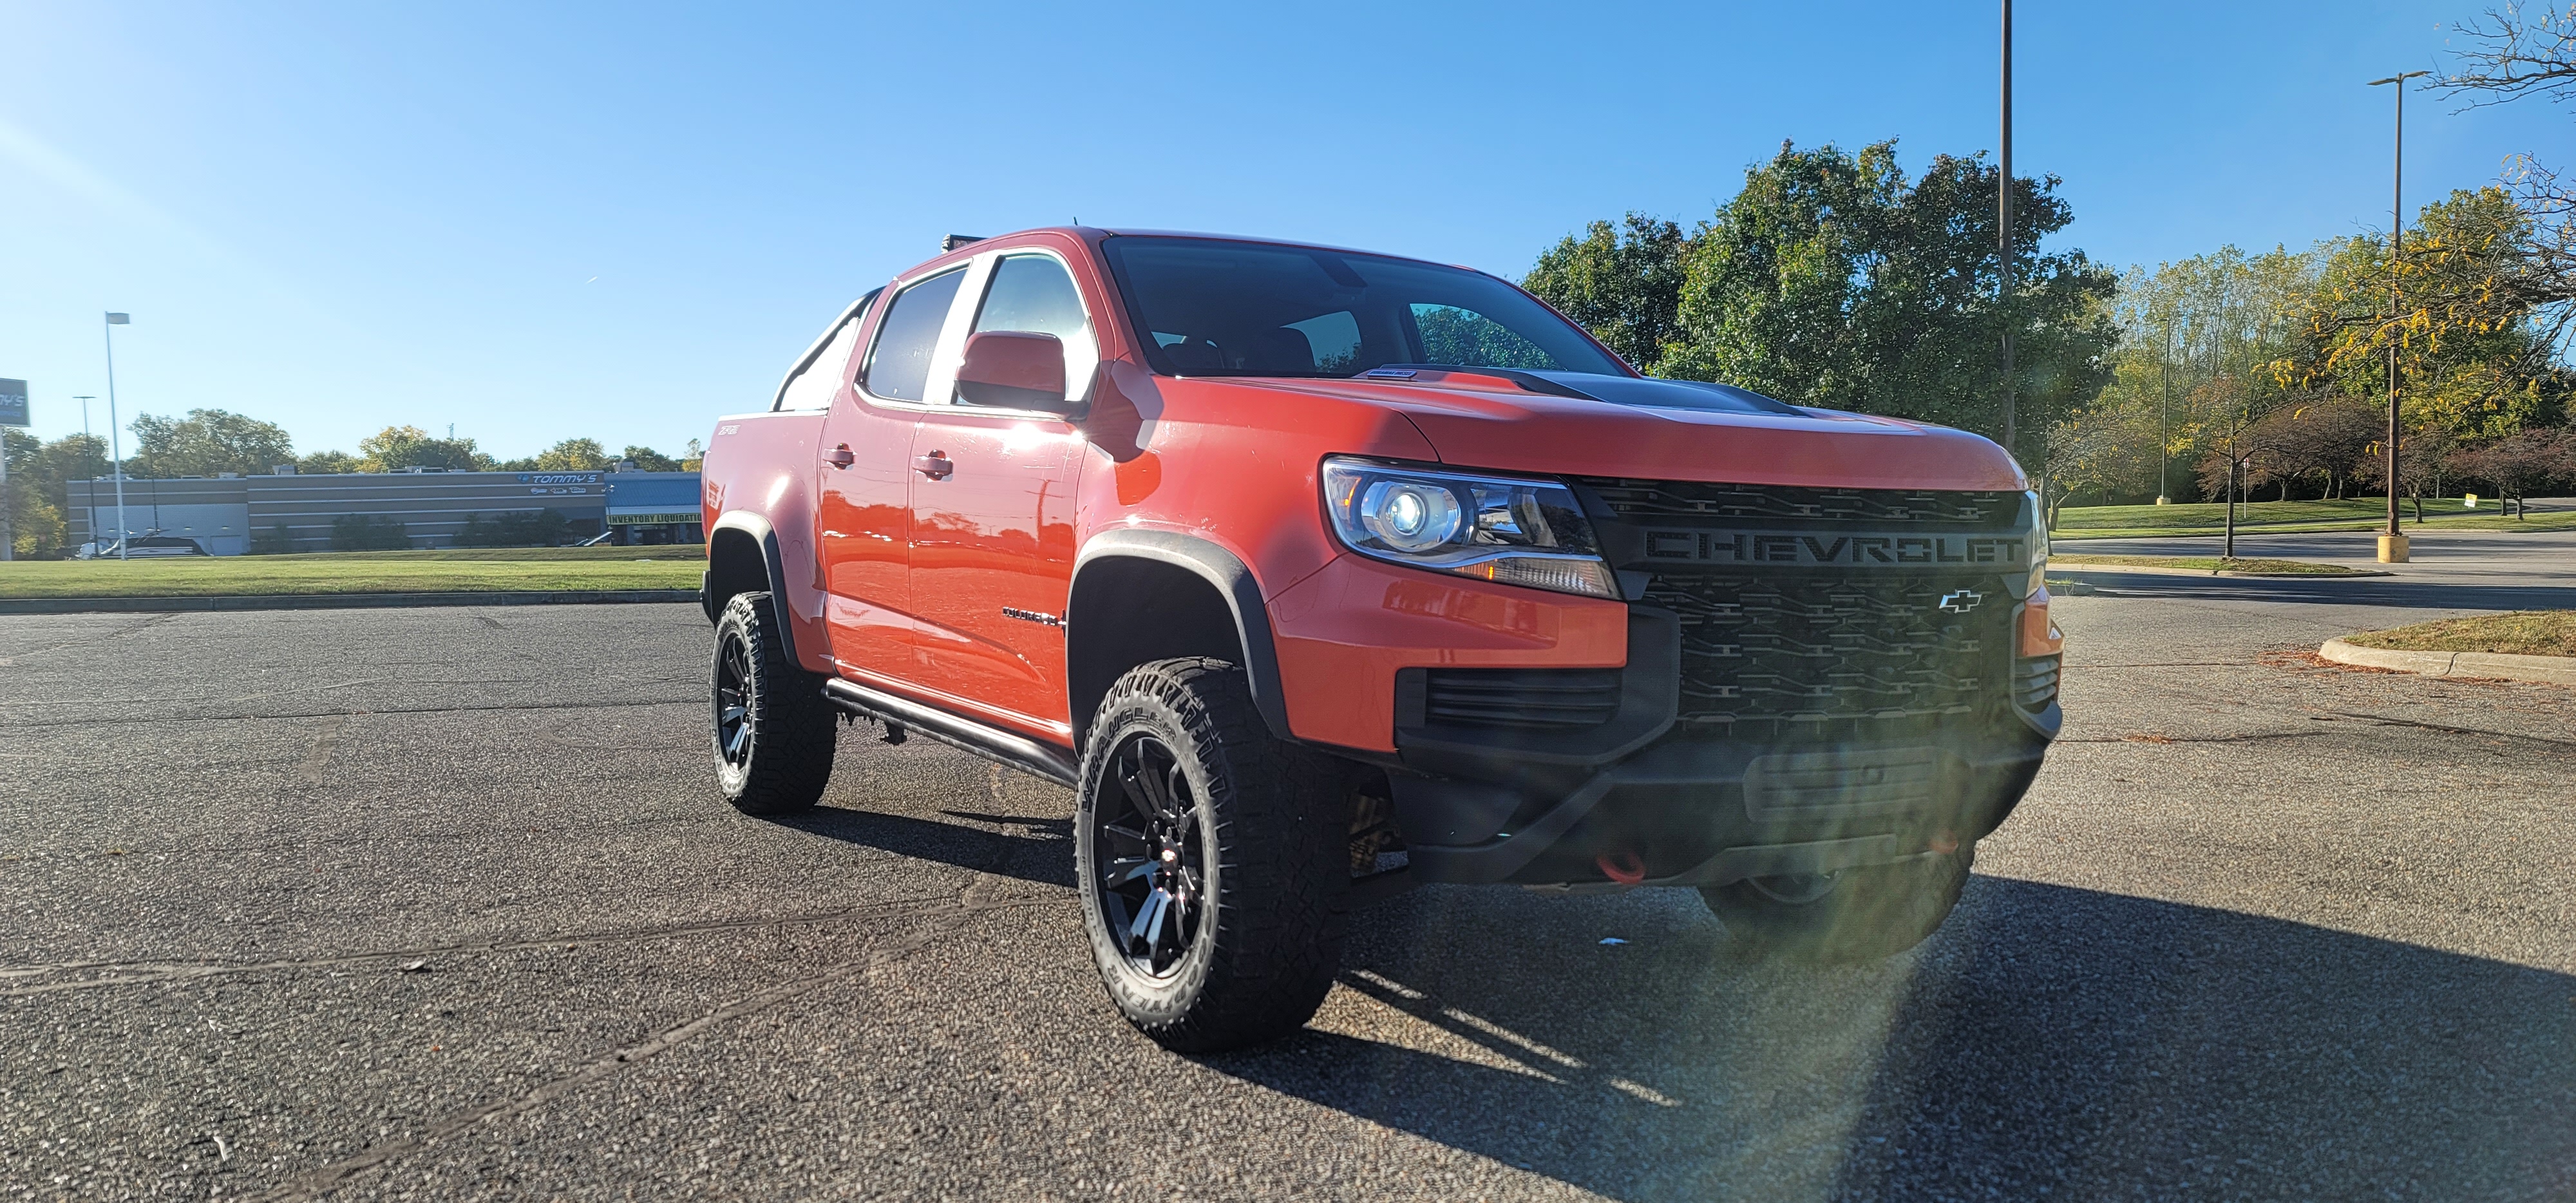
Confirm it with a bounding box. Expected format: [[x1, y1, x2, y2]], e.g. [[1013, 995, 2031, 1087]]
[[1236, 370, 2025, 491]]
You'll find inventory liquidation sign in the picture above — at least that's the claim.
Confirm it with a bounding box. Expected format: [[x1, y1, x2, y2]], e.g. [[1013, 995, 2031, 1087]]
[[0, 379, 26, 426]]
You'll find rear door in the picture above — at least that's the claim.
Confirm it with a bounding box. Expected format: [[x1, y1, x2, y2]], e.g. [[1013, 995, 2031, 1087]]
[[810, 277, 940, 680], [904, 251, 1095, 740]]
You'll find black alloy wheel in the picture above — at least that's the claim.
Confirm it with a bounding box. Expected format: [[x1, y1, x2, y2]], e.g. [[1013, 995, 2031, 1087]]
[[708, 591, 835, 815], [1072, 657, 1352, 1052], [1092, 732, 1206, 977], [714, 625, 756, 772]]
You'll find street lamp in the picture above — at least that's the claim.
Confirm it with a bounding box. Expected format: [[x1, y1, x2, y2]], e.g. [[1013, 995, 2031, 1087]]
[[105, 312, 130, 561], [2365, 70, 2427, 565], [1998, 0, 2017, 460], [2158, 315, 2172, 505]]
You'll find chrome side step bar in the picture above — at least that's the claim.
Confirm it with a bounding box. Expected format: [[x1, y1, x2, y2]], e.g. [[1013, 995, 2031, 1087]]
[[819, 678, 1078, 788]]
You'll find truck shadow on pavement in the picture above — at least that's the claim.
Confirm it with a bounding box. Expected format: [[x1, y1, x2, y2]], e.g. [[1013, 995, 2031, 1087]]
[[1206, 876, 2576, 1201], [769, 805, 1077, 889]]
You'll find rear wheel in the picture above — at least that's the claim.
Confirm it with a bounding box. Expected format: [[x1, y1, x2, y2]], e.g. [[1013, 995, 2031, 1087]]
[[1074, 658, 1350, 1052], [711, 591, 837, 815], [1698, 845, 1973, 963]]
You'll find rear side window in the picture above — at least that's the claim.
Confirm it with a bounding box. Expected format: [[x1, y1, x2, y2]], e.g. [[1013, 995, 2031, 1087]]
[[864, 269, 967, 402], [971, 255, 1099, 401], [774, 314, 865, 411]]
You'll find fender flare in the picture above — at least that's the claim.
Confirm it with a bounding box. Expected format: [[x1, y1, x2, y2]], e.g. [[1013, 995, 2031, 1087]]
[[1070, 529, 1293, 742], [706, 511, 800, 667]]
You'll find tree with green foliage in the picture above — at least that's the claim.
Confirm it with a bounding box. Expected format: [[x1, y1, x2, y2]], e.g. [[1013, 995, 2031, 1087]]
[[2086, 245, 2323, 502], [298, 449, 359, 475], [533, 438, 609, 471], [2297, 187, 2570, 442], [4, 431, 109, 556], [358, 426, 491, 473], [126, 408, 295, 478], [1523, 214, 1688, 368], [621, 445, 682, 472], [1522, 140, 2116, 464], [2433, 4, 2576, 325]]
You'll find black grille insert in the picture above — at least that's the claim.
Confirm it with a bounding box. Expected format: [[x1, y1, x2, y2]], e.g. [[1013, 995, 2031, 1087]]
[[2014, 653, 2061, 713], [1642, 573, 2009, 729], [1418, 667, 1622, 730], [1580, 478, 2019, 530]]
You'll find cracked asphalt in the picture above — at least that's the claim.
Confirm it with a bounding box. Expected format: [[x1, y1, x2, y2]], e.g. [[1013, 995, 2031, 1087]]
[[3, 578, 2572, 1200]]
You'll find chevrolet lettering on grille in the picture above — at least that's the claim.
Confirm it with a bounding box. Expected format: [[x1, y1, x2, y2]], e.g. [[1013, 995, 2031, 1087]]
[[1641, 529, 2031, 567]]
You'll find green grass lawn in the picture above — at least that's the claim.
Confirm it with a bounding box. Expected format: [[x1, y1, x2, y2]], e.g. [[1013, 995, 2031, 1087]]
[[2050, 497, 2576, 540], [2050, 554, 2365, 576], [0, 545, 705, 598], [2345, 611, 2576, 658]]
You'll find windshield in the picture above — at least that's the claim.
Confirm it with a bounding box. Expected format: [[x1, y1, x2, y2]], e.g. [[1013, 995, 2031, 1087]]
[[1100, 236, 1630, 379]]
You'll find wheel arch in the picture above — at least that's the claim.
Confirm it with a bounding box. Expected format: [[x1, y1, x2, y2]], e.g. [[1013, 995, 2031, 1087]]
[[704, 512, 798, 665], [1067, 529, 1292, 750]]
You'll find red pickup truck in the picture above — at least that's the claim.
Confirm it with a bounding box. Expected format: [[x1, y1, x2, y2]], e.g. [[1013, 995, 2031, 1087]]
[[697, 228, 2061, 1051]]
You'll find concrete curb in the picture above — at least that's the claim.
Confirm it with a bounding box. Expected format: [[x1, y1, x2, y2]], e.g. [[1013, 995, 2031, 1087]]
[[0, 589, 701, 616], [2318, 636, 2576, 687], [2051, 563, 2393, 580]]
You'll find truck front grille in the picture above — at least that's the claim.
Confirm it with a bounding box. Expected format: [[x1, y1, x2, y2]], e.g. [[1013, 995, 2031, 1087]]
[[1578, 479, 2019, 530], [1640, 573, 2011, 734]]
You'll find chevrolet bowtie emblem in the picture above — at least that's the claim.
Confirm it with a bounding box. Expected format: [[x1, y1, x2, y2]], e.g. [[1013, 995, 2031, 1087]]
[[1938, 589, 1984, 614]]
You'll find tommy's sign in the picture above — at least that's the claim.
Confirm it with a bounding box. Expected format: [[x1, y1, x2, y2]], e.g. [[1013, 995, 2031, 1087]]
[[1643, 529, 2033, 568]]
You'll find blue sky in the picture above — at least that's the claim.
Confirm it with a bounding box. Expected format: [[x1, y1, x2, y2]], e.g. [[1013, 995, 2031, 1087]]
[[0, 1, 2561, 460]]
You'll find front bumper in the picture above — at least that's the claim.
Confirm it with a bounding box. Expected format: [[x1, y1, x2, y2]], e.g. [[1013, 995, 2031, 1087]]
[[1392, 727, 2049, 887], [1383, 605, 2059, 888]]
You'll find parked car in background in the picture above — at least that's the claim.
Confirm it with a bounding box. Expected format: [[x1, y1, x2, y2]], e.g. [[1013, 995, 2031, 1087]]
[[86, 536, 211, 558], [694, 227, 2063, 1052]]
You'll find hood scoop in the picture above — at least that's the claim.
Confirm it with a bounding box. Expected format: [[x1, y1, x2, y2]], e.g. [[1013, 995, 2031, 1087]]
[[1359, 366, 1808, 416]]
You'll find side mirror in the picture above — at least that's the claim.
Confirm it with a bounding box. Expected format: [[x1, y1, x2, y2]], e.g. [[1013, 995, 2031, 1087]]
[[956, 331, 1074, 413]]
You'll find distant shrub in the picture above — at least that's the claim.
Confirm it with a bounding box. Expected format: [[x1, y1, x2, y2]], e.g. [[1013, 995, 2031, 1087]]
[[453, 508, 571, 547], [248, 522, 296, 555], [329, 514, 410, 551]]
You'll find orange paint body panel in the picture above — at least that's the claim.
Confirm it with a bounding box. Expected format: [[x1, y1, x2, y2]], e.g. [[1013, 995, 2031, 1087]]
[[1269, 553, 1631, 752]]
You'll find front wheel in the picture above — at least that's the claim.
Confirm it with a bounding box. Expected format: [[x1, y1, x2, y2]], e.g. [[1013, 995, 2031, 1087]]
[[1698, 845, 1973, 963], [1074, 658, 1351, 1052], [711, 591, 837, 815]]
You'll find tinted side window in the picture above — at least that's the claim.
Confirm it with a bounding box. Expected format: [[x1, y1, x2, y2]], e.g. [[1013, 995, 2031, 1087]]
[[775, 317, 864, 411], [864, 269, 967, 402], [971, 255, 1099, 401], [1410, 303, 1553, 370]]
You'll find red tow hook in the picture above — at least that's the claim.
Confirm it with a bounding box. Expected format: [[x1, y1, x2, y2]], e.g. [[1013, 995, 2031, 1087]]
[[1595, 851, 1647, 886]]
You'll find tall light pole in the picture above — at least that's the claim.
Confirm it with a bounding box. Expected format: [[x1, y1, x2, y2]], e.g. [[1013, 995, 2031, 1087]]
[[71, 396, 97, 553], [1998, 0, 2016, 460], [2366, 70, 2427, 564], [2158, 315, 2172, 505], [105, 312, 131, 560]]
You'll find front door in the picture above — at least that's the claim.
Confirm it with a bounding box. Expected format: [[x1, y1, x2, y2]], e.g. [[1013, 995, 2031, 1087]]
[[906, 252, 1095, 740]]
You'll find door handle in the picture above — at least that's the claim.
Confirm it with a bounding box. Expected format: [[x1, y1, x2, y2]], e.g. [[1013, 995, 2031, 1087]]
[[826, 444, 855, 469], [912, 451, 954, 480]]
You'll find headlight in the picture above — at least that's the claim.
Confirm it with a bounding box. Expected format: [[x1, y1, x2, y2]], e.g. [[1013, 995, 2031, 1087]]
[[1321, 457, 1618, 599]]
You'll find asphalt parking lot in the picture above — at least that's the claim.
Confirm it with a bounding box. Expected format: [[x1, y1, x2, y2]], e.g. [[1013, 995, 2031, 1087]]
[[5, 559, 2573, 1200]]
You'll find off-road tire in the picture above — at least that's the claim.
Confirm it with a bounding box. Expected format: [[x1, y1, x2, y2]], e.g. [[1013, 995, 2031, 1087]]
[[711, 591, 837, 815], [1074, 658, 1352, 1052], [1698, 844, 1973, 963]]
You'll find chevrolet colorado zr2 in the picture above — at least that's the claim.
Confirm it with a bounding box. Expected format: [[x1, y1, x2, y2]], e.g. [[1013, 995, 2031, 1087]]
[[696, 227, 2062, 1052]]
